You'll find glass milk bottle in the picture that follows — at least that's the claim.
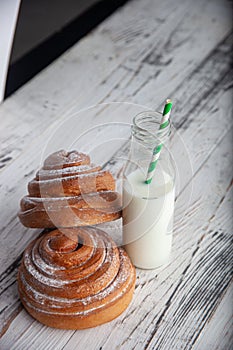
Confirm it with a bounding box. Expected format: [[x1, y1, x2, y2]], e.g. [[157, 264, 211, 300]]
[[122, 111, 176, 269]]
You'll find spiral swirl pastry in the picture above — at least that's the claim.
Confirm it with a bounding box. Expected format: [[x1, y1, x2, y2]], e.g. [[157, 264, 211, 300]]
[[18, 150, 122, 228], [18, 227, 136, 329]]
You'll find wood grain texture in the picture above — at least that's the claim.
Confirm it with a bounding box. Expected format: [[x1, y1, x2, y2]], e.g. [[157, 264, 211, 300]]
[[0, 0, 232, 348], [194, 285, 233, 350]]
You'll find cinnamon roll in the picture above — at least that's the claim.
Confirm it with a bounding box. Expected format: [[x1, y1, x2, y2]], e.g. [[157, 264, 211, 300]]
[[18, 150, 122, 228], [18, 227, 136, 329]]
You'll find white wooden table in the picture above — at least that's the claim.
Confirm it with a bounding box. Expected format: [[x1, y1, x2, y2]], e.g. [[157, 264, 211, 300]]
[[0, 0, 232, 349]]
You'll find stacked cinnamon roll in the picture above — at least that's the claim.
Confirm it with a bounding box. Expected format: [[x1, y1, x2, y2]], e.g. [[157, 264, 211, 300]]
[[18, 227, 136, 329], [18, 150, 122, 228], [17, 150, 136, 329]]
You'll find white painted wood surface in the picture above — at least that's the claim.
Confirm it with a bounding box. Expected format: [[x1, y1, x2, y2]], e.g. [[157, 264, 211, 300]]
[[0, 0, 232, 349]]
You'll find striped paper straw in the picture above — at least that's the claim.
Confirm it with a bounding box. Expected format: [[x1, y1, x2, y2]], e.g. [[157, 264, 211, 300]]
[[145, 99, 172, 184]]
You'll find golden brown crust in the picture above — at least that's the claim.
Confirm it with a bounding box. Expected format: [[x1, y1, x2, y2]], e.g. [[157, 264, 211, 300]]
[[18, 150, 122, 228], [18, 228, 136, 329], [18, 191, 122, 228], [28, 170, 115, 197], [43, 150, 90, 169], [36, 164, 101, 180]]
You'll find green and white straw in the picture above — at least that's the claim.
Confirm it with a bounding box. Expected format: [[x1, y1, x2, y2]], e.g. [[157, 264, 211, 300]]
[[145, 99, 173, 184]]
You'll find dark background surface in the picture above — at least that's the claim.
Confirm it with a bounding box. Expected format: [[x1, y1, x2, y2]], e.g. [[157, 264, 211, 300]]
[[6, 0, 129, 98], [10, 0, 102, 64]]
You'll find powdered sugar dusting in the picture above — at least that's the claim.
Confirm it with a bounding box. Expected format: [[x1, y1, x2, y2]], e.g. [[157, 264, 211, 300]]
[[32, 170, 109, 185], [37, 164, 100, 179], [19, 228, 135, 318], [18, 150, 134, 324], [22, 190, 119, 204]]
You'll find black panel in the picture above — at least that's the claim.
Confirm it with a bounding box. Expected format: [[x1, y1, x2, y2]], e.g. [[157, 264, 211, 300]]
[[5, 0, 129, 98]]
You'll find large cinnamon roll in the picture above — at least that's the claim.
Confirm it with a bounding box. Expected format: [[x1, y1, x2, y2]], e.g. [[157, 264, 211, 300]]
[[18, 227, 136, 329], [18, 150, 122, 228]]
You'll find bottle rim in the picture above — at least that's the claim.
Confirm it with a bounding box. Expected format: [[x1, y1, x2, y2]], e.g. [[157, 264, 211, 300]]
[[132, 111, 171, 146]]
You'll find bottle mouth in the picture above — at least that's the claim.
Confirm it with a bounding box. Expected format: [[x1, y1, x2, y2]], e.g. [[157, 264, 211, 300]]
[[132, 111, 171, 146]]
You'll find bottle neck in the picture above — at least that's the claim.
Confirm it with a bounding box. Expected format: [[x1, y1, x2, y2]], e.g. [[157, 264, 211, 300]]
[[132, 111, 171, 150]]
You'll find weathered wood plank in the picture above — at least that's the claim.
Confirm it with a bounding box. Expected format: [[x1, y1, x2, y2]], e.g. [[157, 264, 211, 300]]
[[144, 184, 233, 350], [0, 0, 183, 167], [0, 0, 231, 169], [0, 28, 232, 346], [1, 126, 232, 349], [194, 284, 233, 350], [75, 130, 231, 350], [0, 0, 232, 347], [1, 5, 232, 279], [0, 28, 231, 273]]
